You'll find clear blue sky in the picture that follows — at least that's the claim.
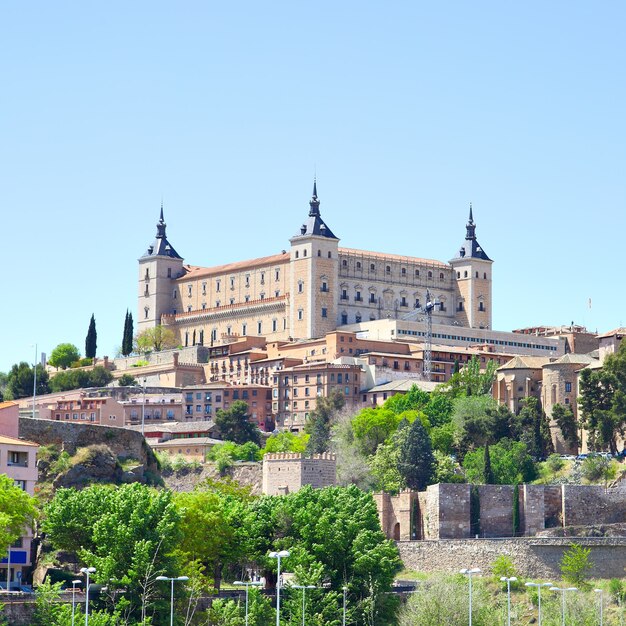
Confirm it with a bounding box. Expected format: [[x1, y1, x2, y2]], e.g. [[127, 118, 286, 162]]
[[2, 1, 625, 372]]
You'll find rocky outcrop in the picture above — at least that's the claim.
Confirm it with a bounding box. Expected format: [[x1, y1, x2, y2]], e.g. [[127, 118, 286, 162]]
[[163, 461, 263, 494]]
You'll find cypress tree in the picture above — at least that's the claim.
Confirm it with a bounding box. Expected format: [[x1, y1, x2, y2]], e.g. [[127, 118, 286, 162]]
[[483, 444, 495, 484], [122, 310, 134, 356], [397, 417, 436, 491], [85, 314, 97, 359]]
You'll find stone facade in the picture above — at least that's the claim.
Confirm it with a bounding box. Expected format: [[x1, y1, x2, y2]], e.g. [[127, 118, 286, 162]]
[[376, 483, 626, 541], [398, 537, 626, 579], [262, 452, 336, 495], [138, 188, 494, 349]]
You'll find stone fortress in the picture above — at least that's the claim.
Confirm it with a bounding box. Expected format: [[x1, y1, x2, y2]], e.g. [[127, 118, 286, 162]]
[[375, 483, 626, 541], [262, 452, 336, 496], [138, 183, 493, 349]]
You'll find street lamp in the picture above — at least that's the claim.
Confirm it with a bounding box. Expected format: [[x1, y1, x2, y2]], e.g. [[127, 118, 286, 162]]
[[71, 580, 82, 626], [500, 576, 517, 626], [155, 575, 189, 626], [291, 585, 316, 626], [234, 581, 263, 626], [342, 586, 347, 626], [141, 378, 147, 436], [525, 581, 553, 626], [460, 568, 481, 626], [79, 567, 96, 626], [550, 585, 577, 626], [595, 588, 604, 626], [269, 550, 290, 626]]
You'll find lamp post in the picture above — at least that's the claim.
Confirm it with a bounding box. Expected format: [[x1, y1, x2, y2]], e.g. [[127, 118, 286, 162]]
[[342, 585, 347, 626], [460, 568, 481, 626], [80, 567, 96, 626], [234, 581, 263, 626], [141, 378, 147, 436], [32, 343, 38, 419], [71, 580, 82, 626], [291, 585, 316, 626], [525, 581, 553, 626], [155, 575, 189, 626], [549, 585, 577, 626], [595, 588, 604, 626], [269, 550, 290, 626], [500, 576, 517, 626]]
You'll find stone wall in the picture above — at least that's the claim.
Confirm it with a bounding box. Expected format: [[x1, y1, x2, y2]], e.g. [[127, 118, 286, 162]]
[[398, 537, 626, 579], [262, 453, 336, 495], [19, 417, 156, 470], [377, 483, 626, 541], [477, 485, 514, 537]]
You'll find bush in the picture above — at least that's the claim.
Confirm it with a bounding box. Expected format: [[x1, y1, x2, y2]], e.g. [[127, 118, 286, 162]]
[[118, 374, 138, 386], [546, 453, 564, 475], [561, 543, 593, 587]]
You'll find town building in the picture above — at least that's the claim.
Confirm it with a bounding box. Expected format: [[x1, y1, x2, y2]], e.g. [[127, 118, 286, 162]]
[[0, 402, 38, 590]]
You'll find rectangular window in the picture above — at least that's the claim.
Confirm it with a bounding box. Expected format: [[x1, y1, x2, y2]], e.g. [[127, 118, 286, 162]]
[[321, 307, 327, 318], [565, 382, 572, 393]]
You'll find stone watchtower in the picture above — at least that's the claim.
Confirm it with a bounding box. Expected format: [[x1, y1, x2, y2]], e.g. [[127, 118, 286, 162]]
[[450, 205, 493, 329], [262, 452, 337, 495], [289, 181, 339, 339], [137, 205, 185, 334]]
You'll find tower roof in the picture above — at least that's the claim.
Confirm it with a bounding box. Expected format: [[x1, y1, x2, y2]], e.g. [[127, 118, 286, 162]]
[[293, 180, 338, 240], [452, 203, 491, 261], [141, 204, 183, 259]]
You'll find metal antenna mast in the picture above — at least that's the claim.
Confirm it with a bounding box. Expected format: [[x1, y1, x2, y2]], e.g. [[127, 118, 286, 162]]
[[423, 290, 437, 381]]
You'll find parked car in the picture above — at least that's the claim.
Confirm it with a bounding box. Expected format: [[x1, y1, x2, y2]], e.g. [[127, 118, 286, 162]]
[[559, 454, 576, 461]]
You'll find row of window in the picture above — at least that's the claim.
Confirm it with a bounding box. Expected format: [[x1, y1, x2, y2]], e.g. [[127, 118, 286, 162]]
[[294, 249, 334, 259], [340, 259, 448, 279], [457, 270, 489, 279], [397, 329, 559, 351]]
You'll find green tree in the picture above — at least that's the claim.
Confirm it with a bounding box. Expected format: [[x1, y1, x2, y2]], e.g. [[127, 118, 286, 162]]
[[370, 422, 410, 493], [49, 343, 81, 369], [122, 310, 134, 357], [518, 397, 553, 459], [43, 483, 181, 620], [49, 366, 113, 392], [483, 444, 494, 484], [397, 415, 435, 490], [451, 395, 498, 453], [175, 488, 249, 589], [215, 400, 261, 444], [463, 440, 537, 485], [552, 403, 579, 450], [433, 450, 463, 483], [351, 407, 400, 457], [305, 389, 346, 454], [444, 356, 497, 398], [262, 431, 309, 454], [118, 373, 138, 386], [134, 325, 177, 354], [85, 314, 97, 359], [0, 474, 38, 559], [561, 543, 592, 587], [7, 361, 49, 399], [581, 455, 618, 490]]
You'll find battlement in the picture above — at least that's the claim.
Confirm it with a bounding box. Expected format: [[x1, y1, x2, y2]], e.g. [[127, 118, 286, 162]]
[[262, 452, 336, 495], [263, 452, 336, 461]]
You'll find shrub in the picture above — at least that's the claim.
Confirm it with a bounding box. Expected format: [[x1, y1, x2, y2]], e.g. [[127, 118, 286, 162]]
[[561, 543, 593, 587], [118, 373, 138, 386]]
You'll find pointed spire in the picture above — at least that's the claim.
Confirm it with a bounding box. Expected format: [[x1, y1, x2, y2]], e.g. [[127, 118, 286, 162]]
[[156, 201, 167, 238], [465, 203, 476, 240], [309, 178, 320, 217]]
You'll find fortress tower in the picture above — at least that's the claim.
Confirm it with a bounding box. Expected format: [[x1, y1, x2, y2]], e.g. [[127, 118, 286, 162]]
[[450, 205, 493, 329]]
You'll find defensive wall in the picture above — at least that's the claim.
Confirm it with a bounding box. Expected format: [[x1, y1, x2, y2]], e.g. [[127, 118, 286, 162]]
[[18, 417, 157, 470], [398, 537, 626, 579], [262, 453, 336, 495], [375, 483, 626, 541]]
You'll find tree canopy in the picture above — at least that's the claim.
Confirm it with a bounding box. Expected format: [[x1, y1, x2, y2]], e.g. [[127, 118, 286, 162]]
[[134, 325, 177, 354], [6, 362, 49, 399], [85, 314, 97, 359], [48, 343, 81, 369], [0, 475, 38, 558], [215, 400, 261, 445]]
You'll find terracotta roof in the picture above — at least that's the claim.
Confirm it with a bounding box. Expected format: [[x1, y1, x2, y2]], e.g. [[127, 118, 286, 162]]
[[498, 356, 552, 370], [0, 434, 39, 447], [178, 252, 289, 280], [0, 401, 18, 410], [597, 327, 626, 339], [546, 353, 598, 367], [338, 247, 449, 268], [151, 437, 222, 447]]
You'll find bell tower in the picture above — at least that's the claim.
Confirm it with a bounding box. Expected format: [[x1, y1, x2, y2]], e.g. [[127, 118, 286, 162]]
[[450, 204, 493, 329], [137, 204, 185, 334]]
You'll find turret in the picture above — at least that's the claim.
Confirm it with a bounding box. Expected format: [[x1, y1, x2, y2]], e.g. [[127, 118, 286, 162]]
[[137, 204, 185, 333]]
